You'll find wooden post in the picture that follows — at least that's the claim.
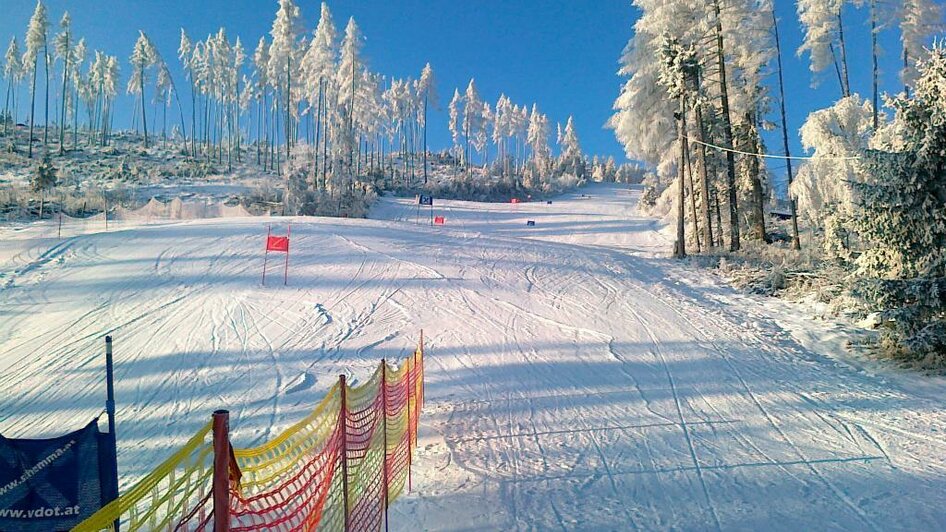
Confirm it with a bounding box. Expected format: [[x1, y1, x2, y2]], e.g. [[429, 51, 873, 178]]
[[105, 336, 120, 532], [212, 410, 231, 532], [339, 375, 350, 532], [381, 361, 390, 532]]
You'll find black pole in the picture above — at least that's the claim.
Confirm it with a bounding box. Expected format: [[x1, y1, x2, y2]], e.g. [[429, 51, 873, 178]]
[[105, 335, 120, 531]]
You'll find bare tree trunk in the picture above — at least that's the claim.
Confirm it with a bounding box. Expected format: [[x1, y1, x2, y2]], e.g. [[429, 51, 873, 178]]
[[745, 113, 767, 242], [837, 8, 851, 98], [682, 101, 700, 253], [674, 97, 686, 259], [28, 56, 37, 158], [870, 0, 879, 129], [59, 45, 69, 154], [692, 99, 714, 250], [139, 60, 148, 148], [773, 8, 801, 250], [713, 0, 741, 251], [43, 45, 49, 147]]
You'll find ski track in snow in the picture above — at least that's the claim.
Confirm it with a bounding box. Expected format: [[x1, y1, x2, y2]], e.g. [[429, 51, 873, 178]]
[[1, 184, 945, 530]]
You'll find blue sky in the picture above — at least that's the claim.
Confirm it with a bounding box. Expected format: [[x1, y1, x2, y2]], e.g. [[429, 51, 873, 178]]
[[0, 0, 926, 173]]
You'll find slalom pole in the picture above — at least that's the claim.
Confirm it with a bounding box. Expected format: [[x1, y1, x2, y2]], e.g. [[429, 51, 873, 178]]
[[105, 336, 120, 532], [283, 223, 291, 286], [262, 225, 271, 286]]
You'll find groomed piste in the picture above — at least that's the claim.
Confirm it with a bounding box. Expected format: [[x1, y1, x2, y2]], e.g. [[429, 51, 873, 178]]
[[1, 184, 945, 530]]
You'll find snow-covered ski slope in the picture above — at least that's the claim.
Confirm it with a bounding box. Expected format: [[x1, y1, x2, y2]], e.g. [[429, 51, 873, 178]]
[[1, 184, 945, 530]]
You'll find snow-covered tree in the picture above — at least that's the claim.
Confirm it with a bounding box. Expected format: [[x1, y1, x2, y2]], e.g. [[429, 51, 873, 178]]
[[25, 0, 49, 157], [850, 45, 946, 367], [526, 104, 550, 184], [417, 62, 437, 183], [899, 0, 945, 92], [336, 17, 364, 174], [462, 78, 485, 165], [557, 115, 585, 177], [301, 2, 337, 184], [797, 0, 851, 97], [2, 37, 22, 138], [252, 37, 270, 166], [448, 87, 461, 164], [792, 95, 876, 260], [128, 31, 157, 147], [53, 11, 72, 154], [268, 0, 302, 162]]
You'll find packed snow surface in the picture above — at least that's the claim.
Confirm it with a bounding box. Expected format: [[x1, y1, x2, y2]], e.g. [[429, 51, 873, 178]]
[[1, 184, 945, 530]]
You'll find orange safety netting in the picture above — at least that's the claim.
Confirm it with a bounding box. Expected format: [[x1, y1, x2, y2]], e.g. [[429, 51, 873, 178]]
[[74, 336, 424, 531]]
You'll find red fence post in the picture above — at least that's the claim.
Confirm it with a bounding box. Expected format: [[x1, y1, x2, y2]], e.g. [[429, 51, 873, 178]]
[[381, 360, 390, 532], [212, 410, 231, 532], [339, 375, 350, 532]]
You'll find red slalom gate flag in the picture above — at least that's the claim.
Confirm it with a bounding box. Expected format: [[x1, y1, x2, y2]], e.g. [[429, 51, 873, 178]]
[[434, 216, 445, 225], [510, 198, 520, 204], [262, 224, 291, 286], [266, 235, 289, 252]]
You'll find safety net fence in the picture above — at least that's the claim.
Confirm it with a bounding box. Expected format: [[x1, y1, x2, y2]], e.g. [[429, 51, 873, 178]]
[[74, 334, 425, 531]]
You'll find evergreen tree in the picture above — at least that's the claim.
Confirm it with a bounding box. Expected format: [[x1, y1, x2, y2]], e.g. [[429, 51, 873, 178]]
[[850, 45, 946, 367], [3, 37, 22, 138], [128, 31, 157, 148], [31, 149, 56, 217], [268, 0, 302, 163], [25, 0, 49, 158], [53, 11, 72, 154], [417, 63, 436, 184]]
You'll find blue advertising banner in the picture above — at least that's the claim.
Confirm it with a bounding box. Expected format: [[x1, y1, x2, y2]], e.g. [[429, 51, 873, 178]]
[[0, 419, 118, 532]]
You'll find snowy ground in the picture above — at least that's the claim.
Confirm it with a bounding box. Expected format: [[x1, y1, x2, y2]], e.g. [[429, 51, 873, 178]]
[[1, 184, 944, 530]]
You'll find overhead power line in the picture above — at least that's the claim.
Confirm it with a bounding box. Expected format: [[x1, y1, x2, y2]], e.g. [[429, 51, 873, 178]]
[[685, 135, 861, 161]]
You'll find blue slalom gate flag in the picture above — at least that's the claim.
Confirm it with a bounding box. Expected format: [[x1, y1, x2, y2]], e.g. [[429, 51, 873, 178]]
[[0, 419, 118, 532], [527, 220, 536, 227], [418, 195, 433, 206]]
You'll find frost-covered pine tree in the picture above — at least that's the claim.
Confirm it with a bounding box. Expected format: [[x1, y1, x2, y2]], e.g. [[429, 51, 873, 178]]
[[558, 116, 584, 178], [70, 38, 85, 149], [252, 37, 270, 166], [417, 63, 436, 183], [31, 149, 56, 217], [797, 0, 850, 96], [179, 29, 196, 155], [3, 37, 22, 138], [102, 54, 120, 145], [53, 11, 72, 154], [526, 104, 550, 186], [336, 17, 364, 176], [25, 0, 49, 157], [268, 0, 302, 162], [128, 31, 157, 148], [899, 0, 944, 92], [301, 2, 337, 184], [448, 87, 462, 166], [850, 45, 946, 367], [462, 78, 484, 166]]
